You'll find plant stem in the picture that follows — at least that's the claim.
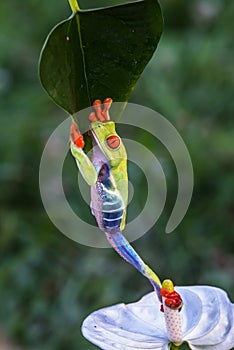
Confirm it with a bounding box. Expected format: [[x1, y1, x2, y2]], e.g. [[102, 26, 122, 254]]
[[68, 0, 80, 12], [170, 343, 180, 350]]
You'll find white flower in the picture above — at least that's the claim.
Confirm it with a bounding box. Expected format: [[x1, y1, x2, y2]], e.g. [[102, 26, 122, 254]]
[[82, 285, 234, 350]]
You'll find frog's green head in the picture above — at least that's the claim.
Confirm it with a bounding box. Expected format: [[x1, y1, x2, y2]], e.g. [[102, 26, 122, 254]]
[[90, 121, 127, 168]]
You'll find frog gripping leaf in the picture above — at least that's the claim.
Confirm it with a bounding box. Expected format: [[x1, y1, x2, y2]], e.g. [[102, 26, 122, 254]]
[[70, 99, 162, 298], [70, 98, 128, 231]]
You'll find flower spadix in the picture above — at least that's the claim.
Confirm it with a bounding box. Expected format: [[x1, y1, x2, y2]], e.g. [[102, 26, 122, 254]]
[[160, 279, 183, 346], [82, 285, 234, 350]]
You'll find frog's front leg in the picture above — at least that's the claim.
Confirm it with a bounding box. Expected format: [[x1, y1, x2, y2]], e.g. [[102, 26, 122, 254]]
[[70, 119, 97, 186], [88, 97, 112, 122]]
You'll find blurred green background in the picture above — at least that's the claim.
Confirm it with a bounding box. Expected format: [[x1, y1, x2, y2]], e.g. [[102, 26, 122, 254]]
[[0, 0, 233, 349]]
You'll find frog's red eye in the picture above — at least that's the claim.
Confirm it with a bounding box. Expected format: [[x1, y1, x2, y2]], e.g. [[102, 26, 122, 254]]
[[106, 135, 120, 150]]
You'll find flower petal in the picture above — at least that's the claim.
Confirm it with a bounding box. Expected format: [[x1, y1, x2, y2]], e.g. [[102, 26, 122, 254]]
[[82, 294, 168, 349], [82, 286, 234, 350], [181, 286, 234, 350]]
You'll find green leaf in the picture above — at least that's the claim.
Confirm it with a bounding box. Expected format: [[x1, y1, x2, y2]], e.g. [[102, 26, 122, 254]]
[[77, 0, 146, 11], [39, 0, 163, 118]]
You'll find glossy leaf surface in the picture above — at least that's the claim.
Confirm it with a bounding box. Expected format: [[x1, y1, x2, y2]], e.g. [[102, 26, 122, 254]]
[[78, 0, 144, 10], [39, 0, 163, 117], [82, 286, 234, 350]]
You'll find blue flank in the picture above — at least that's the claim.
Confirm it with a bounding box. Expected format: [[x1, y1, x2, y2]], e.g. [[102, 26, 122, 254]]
[[102, 201, 123, 230], [96, 163, 125, 231]]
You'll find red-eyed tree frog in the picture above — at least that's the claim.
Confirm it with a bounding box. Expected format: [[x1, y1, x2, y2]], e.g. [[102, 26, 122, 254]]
[[70, 98, 162, 299]]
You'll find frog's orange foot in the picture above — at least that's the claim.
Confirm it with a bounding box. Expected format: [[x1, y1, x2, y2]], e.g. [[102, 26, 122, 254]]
[[88, 98, 113, 123], [70, 119, 85, 149]]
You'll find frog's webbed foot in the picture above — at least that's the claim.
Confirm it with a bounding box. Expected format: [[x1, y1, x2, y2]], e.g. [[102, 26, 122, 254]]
[[70, 119, 85, 149], [89, 98, 112, 123]]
